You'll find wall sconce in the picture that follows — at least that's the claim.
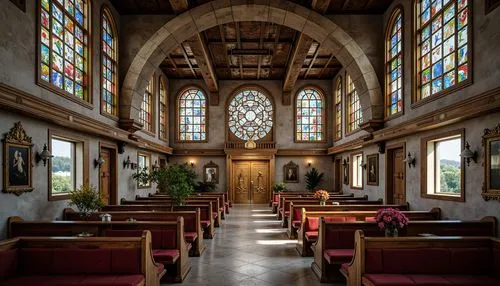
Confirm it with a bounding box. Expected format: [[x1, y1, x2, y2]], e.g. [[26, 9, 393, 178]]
[[460, 141, 478, 167], [94, 156, 105, 168], [307, 160, 312, 167], [189, 160, 195, 168], [36, 143, 53, 166], [361, 161, 367, 169], [342, 158, 349, 166], [404, 152, 416, 168], [152, 160, 159, 171], [123, 156, 137, 169]]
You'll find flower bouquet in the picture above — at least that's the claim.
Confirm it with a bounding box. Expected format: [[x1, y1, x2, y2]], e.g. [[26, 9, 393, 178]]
[[313, 189, 330, 205], [375, 208, 409, 237]]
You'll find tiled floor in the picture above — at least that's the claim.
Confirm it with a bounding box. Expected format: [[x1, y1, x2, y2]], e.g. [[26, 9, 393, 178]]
[[163, 204, 345, 285]]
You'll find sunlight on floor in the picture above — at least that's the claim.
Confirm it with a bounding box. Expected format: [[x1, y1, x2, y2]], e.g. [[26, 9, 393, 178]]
[[251, 210, 271, 212], [256, 240, 298, 245], [253, 220, 282, 223], [251, 214, 277, 217], [255, 229, 286, 233]]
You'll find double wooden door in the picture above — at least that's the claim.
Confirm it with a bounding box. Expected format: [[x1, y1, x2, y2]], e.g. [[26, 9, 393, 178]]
[[232, 161, 270, 204]]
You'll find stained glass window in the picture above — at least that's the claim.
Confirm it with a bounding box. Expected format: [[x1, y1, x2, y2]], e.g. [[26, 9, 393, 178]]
[[346, 75, 362, 133], [296, 88, 324, 142], [335, 77, 342, 140], [101, 9, 117, 115], [228, 89, 273, 141], [140, 78, 153, 133], [386, 9, 403, 116], [178, 88, 207, 142], [159, 77, 167, 140], [416, 0, 470, 101], [39, 0, 89, 101]]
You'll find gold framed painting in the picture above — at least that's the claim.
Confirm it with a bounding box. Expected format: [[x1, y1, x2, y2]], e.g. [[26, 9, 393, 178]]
[[203, 161, 219, 184], [3, 122, 33, 195], [366, 154, 379, 186], [483, 123, 500, 201], [283, 161, 299, 183]]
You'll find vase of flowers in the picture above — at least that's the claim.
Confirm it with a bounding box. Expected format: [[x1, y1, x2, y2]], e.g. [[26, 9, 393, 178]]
[[375, 208, 409, 237], [313, 189, 329, 205]]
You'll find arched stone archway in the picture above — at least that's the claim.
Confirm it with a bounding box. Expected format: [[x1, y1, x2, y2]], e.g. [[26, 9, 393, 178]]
[[120, 0, 382, 130]]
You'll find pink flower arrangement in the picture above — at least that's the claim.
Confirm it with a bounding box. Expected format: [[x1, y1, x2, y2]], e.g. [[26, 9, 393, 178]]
[[375, 208, 409, 230], [313, 189, 330, 201]]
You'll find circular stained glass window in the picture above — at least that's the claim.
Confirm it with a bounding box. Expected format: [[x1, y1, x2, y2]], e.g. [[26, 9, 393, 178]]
[[228, 89, 273, 141]]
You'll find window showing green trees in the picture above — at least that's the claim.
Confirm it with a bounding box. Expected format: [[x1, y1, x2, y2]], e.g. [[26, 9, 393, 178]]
[[440, 159, 461, 193]]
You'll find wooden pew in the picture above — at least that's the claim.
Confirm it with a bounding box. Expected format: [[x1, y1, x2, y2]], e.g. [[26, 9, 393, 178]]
[[102, 203, 216, 239], [287, 204, 428, 238], [0, 230, 164, 286], [8, 216, 191, 283], [311, 216, 497, 283], [125, 197, 223, 228], [343, 231, 500, 286], [296, 208, 442, 256], [146, 193, 228, 218], [276, 192, 355, 216], [271, 192, 353, 212], [63, 207, 205, 257]]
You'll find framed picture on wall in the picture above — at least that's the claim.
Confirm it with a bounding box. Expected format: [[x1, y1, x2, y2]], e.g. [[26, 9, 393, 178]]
[[483, 123, 500, 201], [3, 122, 33, 195], [203, 161, 219, 184], [283, 161, 299, 183], [366, 154, 379, 186]]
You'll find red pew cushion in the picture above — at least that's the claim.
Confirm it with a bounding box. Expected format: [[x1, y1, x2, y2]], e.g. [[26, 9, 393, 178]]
[[440, 275, 500, 285], [381, 248, 451, 274], [363, 274, 415, 286], [291, 220, 301, 229], [201, 220, 211, 228], [1, 275, 145, 286], [405, 275, 452, 285], [323, 249, 354, 264], [284, 211, 290, 217], [184, 232, 198, 242], [152, 249, 180, 264], [111, 249, 142, 274], [52, 249, 111, 275], [0, 249, 17, 280], [341, 263, 349, 276], [305, 231, 318, 242]]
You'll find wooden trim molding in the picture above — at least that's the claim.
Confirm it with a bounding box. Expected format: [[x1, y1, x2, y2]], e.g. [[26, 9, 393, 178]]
[[0, 83, 172, 155], [328, 85, 500, 155], [171, 149, 225, 156], [276, 149, 329, 156]]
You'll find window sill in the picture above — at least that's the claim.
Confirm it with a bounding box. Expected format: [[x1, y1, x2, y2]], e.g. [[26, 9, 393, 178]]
[[421, 193, 465, 202], [48, 193, 71, 201], [345, 128, 362, 137], [411, 80, 473, 109], [101, 111, 119, 122], [137, 185, 152, 189], [351, 186, 363, 190], [37, 80, 93, 110], [385, 111, 404, 121]]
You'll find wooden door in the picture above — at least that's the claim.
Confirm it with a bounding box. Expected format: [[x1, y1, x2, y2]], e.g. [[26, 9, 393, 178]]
[[232, 161, 270, 204], [250, 162, 269, 204], [100, 149, 111, 205], [334, 159, 342, 193], [393, 149, 406, 205]]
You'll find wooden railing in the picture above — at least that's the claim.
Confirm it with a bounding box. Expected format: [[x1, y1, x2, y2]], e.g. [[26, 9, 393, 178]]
[[224, 141, 276, 150]]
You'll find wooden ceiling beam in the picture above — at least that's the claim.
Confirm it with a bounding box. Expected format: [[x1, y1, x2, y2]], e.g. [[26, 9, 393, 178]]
[[168, 0, 189, 14], [311, 0, 332, 14], [282, 33, 314, 98], [179, 43, 197, 78], [235, 22, 244, 80], [304, 44, 321, 78], [186, 33, 219, 93]]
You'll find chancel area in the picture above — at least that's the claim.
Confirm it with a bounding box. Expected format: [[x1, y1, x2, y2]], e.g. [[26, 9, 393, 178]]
[[1, 0, 500, 285]]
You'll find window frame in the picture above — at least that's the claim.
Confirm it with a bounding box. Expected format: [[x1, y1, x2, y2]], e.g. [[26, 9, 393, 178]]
[[175, 85, 209, 143], [100, 5, 119, 120], [345, 74, 362, 135], [385, 6, 404, 119], [37, 0, 93, 109], [350, 151, 364, 190], [294, 86, 327, 143], [48, 129, 89, 201], [334, 76, 343, 141], [137, 151, 152, 189], [420, 128, 465, 202], [412, 0, 473, 107], [140, 76, 155, 135], [159, 75, 168, 142]]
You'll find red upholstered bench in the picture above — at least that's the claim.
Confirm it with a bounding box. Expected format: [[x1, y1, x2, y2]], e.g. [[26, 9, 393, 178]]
[[343, 231, 500, 286], [0, 232, 162, 286]]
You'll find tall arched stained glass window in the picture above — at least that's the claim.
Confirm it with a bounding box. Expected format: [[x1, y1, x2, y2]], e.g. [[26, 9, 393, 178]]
[[415, 0, 471, 101], [178, 88, 207, 142], [228, 89, 273, 141], [335, 77, 342, 140], [140, 78, 154, 133], [101, 8, 117, 116], [386, 8, 403, 116], [39, 0, 90, 102], [346, 75, 362, 133], [295, 88, 325, 142]]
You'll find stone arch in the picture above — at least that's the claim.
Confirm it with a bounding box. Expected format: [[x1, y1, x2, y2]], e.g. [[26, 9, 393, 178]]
[[120, 0, 382, 128]]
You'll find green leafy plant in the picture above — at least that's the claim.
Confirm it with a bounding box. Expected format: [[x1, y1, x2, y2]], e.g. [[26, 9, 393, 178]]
[[132, 167, 150, 186], [195, 181, 217, 193], [162, 165, 195, 206], [305, 168, 324, 192], [68, 184, 105, 218], [272, 182, 287, 193]]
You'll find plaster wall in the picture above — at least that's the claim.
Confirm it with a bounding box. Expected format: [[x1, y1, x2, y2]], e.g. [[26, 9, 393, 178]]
[[0, 111, 162, 239]]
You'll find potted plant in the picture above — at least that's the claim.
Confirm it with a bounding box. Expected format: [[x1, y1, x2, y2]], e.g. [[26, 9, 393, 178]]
[[272, 182, 287, 193], [132, 167, 150, 187], [313, 189, 329, 205], [68, 184, 104, 226], [159, 164, 195, 207], [375, 208, 409, 237], [305, 168, 324, 192]]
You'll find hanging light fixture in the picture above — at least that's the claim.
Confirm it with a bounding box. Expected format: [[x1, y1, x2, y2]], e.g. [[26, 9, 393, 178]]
[[460, 141, 478, 167]]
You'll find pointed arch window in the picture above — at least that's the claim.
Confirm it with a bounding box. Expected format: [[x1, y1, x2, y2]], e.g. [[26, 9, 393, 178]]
[[38, 0, 90, 103], [159, 76, 168, 141], [415, 0, 471, 102], [334, 77, 343, 140], [101, 8, 118, 116], [386, 8, 403, 116], [140, 77, 154, 133], [177, 88, 207, 142], [295, 88, 325, 142], [346, 75, 362, 133]]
